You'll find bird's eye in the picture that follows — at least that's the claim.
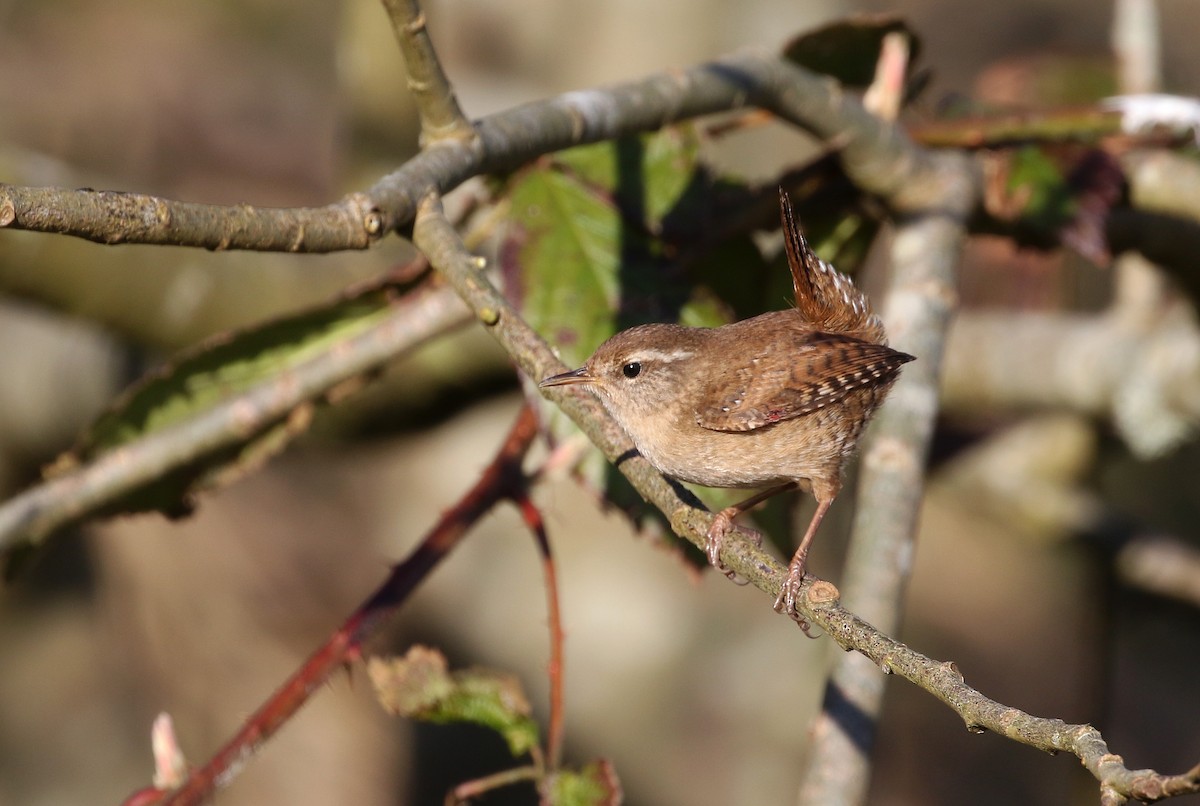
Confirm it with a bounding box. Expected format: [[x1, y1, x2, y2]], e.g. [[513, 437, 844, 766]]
[[622, 361, 642, 379]]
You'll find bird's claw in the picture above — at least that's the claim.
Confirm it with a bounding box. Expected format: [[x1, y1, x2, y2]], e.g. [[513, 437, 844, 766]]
[[772, 556, 812, 633], [705, 511, 761, 584]]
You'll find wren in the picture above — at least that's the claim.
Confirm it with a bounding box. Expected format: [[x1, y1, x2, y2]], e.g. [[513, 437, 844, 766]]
[[540, 188, 914, 618]]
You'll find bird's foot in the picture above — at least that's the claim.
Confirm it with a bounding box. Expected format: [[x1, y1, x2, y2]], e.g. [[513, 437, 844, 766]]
[[773, 554, 811, 631], [706, 509, 761, 584]]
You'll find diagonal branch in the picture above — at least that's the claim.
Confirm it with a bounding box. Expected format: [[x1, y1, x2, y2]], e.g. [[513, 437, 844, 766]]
[[803, 583, 1200, 805], [414, 189, 1200, 804]]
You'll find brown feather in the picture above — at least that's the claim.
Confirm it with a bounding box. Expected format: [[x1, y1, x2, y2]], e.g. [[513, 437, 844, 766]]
[[695, 331, 914, 432], [779, 187, 884, 341]]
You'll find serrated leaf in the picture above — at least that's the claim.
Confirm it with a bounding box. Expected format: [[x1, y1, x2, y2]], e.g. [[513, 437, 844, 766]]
[[369, 647, 539, 757]]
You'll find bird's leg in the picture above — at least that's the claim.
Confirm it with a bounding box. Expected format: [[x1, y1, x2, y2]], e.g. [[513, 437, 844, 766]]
[[706, 482, 797, 579], [773, 496, 832, 618]]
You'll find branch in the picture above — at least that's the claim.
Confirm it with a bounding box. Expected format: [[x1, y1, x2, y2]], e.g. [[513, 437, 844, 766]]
[[380, 0, 475, 145], [1117, 535, 1200, 610], [0, 51, 946, 251], [939, 308, 1200, 458], [798, 154, 976, 803], [0, 281, 471, 553], [1122, 149, 1200, 225], [412, 190, 780, 584], [413, 176, 1199, 804], [0, 185, 386, 252]]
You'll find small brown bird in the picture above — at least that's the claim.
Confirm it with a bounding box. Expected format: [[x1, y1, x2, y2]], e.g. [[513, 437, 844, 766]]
[[541, 188, 913, 617]]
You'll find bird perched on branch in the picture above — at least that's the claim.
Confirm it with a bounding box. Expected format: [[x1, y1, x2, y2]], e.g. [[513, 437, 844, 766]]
[[542, 188, 913, 618]]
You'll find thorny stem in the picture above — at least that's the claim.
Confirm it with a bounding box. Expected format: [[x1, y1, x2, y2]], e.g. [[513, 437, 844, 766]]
[[122, 405, 540, 806], [515, 494, 567, 771]]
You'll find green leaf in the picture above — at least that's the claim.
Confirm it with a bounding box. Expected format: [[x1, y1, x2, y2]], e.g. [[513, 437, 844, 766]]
[[1005, 145, 1076, 231], [369, 647, 540, 757], [554, 127, 702, 227], [542, 760, 623, 806]]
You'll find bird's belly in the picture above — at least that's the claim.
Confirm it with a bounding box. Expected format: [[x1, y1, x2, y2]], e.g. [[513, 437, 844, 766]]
[[632, 406, 861, 489]]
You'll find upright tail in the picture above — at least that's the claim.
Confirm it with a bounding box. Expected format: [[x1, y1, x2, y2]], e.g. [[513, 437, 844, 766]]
[[779, 187, 886, 343]]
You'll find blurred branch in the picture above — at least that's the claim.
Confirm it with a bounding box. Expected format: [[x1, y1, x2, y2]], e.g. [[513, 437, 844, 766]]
[[1113, 0, 1161, 95], [938, 418, 1200, 614], [513, 491, 568, 772], [1122, 149, 1200, 224], [936, 415, 1103, 540], [940, 307, 1200, 458], [798, 155, 976, 804], [123, 404, 540, 806], [1117, 535, 1200, 610], [381, 0, 474, 145], [910, 106, 1125, 149], [0, 281, 471, 553]]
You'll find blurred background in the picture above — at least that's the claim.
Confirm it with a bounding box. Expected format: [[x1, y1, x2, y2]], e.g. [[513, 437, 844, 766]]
[[1, 0, 1199, 804]]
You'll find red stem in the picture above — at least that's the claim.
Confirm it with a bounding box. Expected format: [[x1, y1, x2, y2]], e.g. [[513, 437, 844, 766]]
[[516, 493, 565, 771], [124, 405, 539, 806]]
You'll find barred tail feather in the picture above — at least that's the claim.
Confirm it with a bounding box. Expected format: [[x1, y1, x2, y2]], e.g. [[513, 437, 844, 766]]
[[779, 187, 885, 341]]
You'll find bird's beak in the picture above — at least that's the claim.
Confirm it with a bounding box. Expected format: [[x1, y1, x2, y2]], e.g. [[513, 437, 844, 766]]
[[539, 366, 594, 387]]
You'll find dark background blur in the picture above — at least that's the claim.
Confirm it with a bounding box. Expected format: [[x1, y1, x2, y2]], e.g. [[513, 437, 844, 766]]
[[1, 1, 1198, 804]]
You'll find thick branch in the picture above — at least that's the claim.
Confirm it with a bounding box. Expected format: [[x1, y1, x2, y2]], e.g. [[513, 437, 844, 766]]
[[940, 308, 1200, 458], [1122, 149, 1200, 224], [0, 186, 385, 252], [1, 51, 943, 251]]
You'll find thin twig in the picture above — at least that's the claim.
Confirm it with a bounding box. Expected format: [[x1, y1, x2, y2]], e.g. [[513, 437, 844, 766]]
[[447, 765, 541, 806], [515, 492, 566, 771], [380, 0, 475, 145], [414, 188, 1200, 803], [121, 405, 540, 806], [803, 584, 1200, 804]]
